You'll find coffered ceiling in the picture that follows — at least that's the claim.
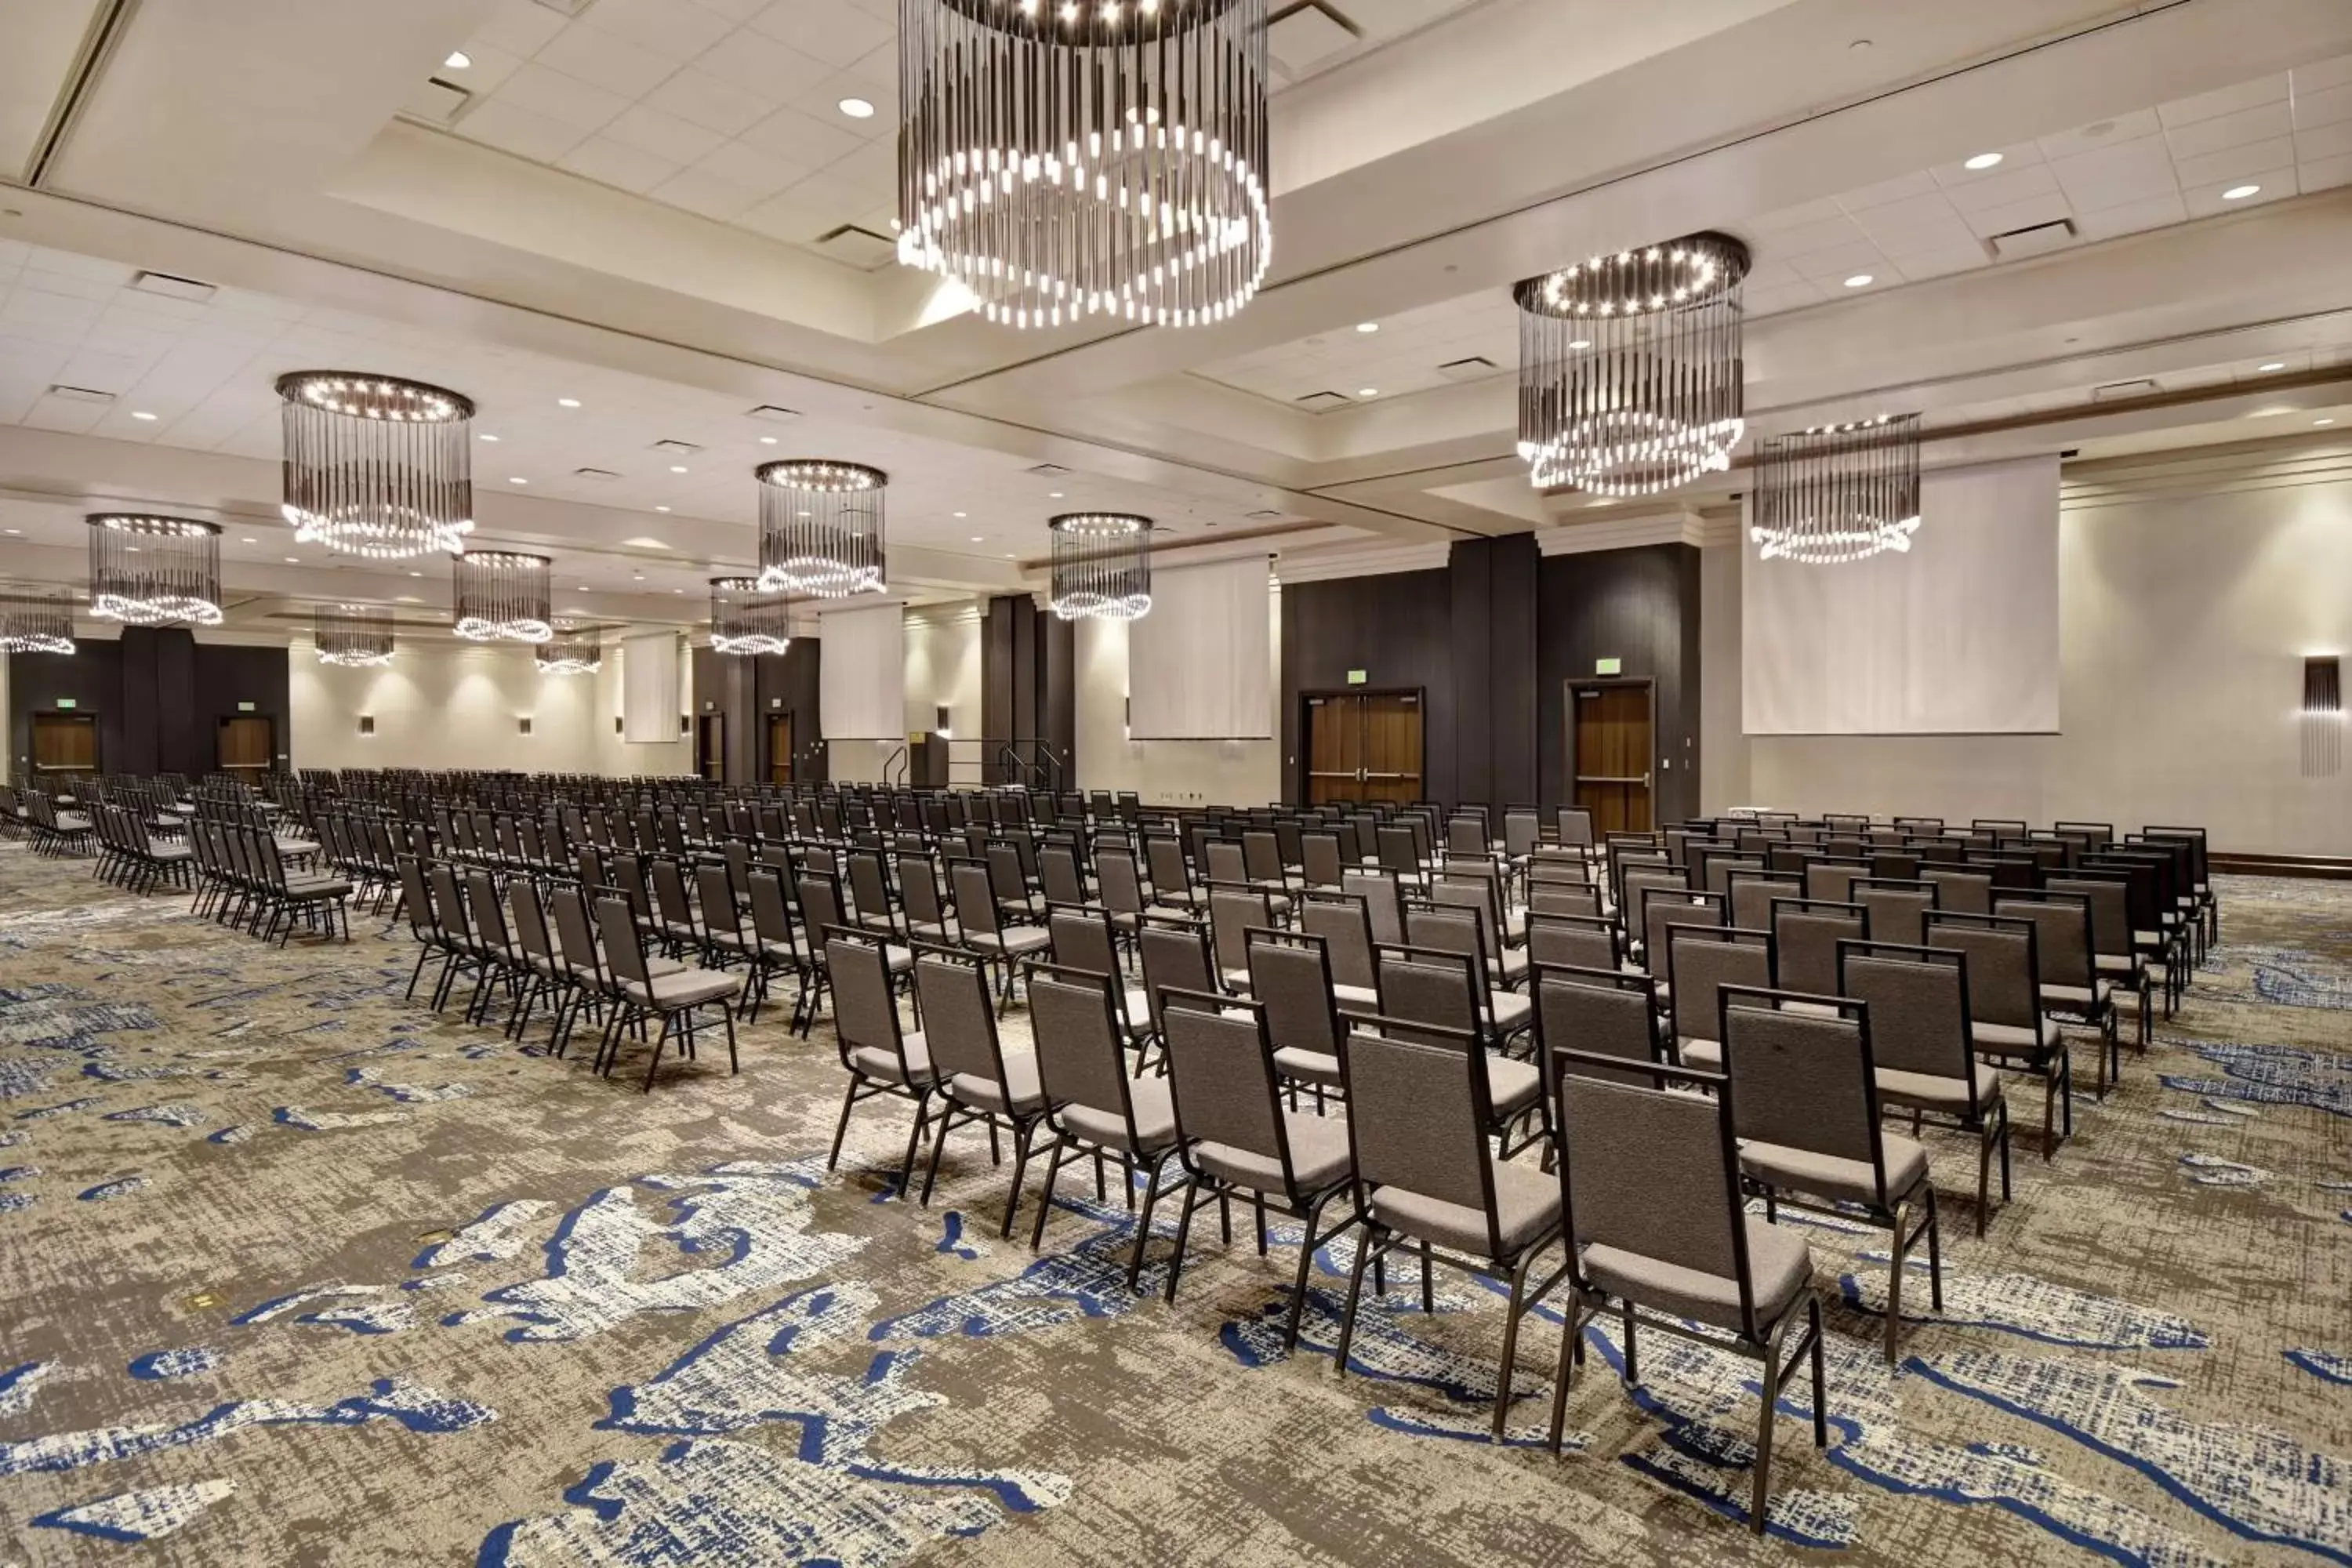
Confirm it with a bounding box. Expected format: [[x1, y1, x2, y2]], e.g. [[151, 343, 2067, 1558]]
[[5, 0, 2352, 634]]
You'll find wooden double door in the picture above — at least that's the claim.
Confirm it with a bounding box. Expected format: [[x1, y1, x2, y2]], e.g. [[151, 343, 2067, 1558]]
[[1570, 680, 1654, 834], [32, 713, 98, 782], [1303, 691, 1424, 804], [218, 716, 274, 782], [768, 714, 793, 785], [696, 714, 727, 782]]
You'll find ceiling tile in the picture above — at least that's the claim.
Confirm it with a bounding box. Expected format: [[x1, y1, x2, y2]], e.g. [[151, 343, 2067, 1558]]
[[2047, 133, 2178, 211], [1837, 169, 1940, 212], [556, 134, 685, 194], [737, 103, 866, 166], [648, 165, 768, 222], [689, 29, 833, 101], [1940, 162, 2059, 212], [2172, 135, 2296, 189], [2163, 100, 2293, 161], [2298, 151, 2352, 193], [1741, 280, 1827, 317], [576, 0, 739, 60], [641, 67, 781, 138], [456, 97, 593, 163], [469, 0, 568, 59], [746, 0, 892, 68], [1883, 244, 1990, 281], [603, 103, 728, 165], [2181, 169, 2295, 217], [1752, 212, 1867, 258], [2158, 73, 2288, 129], [697, 0, 771, 18], [533, 24, 687, 99], [2036, 108, 2161, 161], [689, 137, 812, 198], [2293, 81, 2352, 131], [2070, 191, 2189, 241], [2296, 118, 2352, 163], [1746, 196, 1848, 233], [442, 42, 525, 96], [1960, 189, 2072, 240], [1929, 140, 2045, 187], [1847, 193, 1976, 252], [786, 67, 897, 131], [1788, 241, 1885, 281], [2294, 53, 2352, 95], [495, 62, 632, 133]]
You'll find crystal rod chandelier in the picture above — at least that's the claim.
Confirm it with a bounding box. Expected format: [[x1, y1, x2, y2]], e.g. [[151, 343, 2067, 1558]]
[[452, 550, 553, 643], [710, 576, 793, 655], [1048, 513, 1153, 621], [897, 0, 1272, 329], [277, 372, 474, 558], [87, 514, 224, 626], [756, 461, 887, 597], [313, 604, 396, 667], [0, 586, 75, 654], [537, 622, 601, 675], [1751, 414, 1924, 564], [1515, 233, 1749, 496]]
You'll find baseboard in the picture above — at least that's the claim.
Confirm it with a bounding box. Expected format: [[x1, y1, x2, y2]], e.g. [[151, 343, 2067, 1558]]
[[2212, 851, 2352, 880]]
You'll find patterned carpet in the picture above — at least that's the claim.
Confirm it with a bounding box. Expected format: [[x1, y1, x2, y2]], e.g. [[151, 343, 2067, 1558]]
[[1, 840, 2347, 1566]]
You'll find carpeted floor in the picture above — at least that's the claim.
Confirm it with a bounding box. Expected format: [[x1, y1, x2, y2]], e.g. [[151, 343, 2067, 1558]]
[[1, 840, 2347, 1567]]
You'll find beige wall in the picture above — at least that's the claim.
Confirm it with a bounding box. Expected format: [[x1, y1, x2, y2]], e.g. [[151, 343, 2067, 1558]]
[[1074, 587, 1282, 807], [290, 637, 695, 777], [905, 601, 984, 786], [1704, 456, 2352, 854]]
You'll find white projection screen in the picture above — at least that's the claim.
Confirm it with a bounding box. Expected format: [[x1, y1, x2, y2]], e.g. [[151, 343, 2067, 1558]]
[[620, 632, 680, 742], [820, 601, 906, 739], [1743, 453, 2060, 735], [1128, 554, 1272, 739]]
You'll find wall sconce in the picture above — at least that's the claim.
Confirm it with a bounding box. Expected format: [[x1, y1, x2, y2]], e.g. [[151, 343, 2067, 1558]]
[[2303, 654, 2342, 779], [357, 714, 375, 735], [517, 716, 533, 735], [2305, 655, 2342, 714], [935, 704, 952, 738], [615, 717, 624, 735]]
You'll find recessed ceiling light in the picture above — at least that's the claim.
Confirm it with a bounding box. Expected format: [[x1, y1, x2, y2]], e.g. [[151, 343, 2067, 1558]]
[[673, 587, 685, 594], [623, 536, 666, 549], [2, 528, 19, 535], [2317, 417, 2336, 426], [971, 535, 985, 542], [2260, 361, 2287, 372], [557, 397, 581, 408], [479, 434, 499, 442], [2251, 407, 2290, 418], [1356, 322, 1379, 334], [1844, 274, 1874, 289], [759, 436, 778, 445], [408, 570, 423, 577], [284, 556, 299, 563], [445, 50, 471, 69], [397, 595, 421, 604], [655, 505, 671, 513], [1963, 152, 2003, 171], [1048, 491, 1064, 498], [509, 477, 528, 484], [669, 465, 688, 474], [838, 96, 876, 119], [241, 536, 256, 543], [131, 410, 157, 421], [2223, 183, 2261, 201], [953, 510, 967, 518], [1356, 388, 1380, 399]]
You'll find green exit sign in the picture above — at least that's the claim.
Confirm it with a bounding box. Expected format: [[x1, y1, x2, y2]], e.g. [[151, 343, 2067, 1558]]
[[1345, 669, 1367, 685], [237, 701, 256, 713], [1595, 658, 1622, 676], [54, 698, 76, 710]]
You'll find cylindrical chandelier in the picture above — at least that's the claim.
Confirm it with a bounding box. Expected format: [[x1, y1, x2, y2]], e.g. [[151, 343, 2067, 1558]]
[[1515, 233, 1749, 497], [896, 0, 1272, 330], [756, 461, 886, 597], [1751, 414, 1923, 564], [1048, 513, 1153, 621], [276, 372, 474, 559], [452, 550, 552, 644], [537, 622, 601, 675], [313, 604, 395, 667], [87, 514, 223, 627], [710, 576, 793, 655], [0, 586, 75, 655]]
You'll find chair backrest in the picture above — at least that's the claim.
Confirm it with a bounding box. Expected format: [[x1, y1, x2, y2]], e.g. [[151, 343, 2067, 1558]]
[[1162, 993, 1298, 1189], [1138, 915, 1216, 1032], [1667, 926, 1773, 1045], [1029, 964, 1136, 1131], [509, 879, 557, 964], [694, 862, 739, 935], [1300, 831, 1346, 889], [1838, 941, 1980, 1105], [1920, 866, 1993, 916], [1699, 852, 1764, 899], [1038, 843, 1087, 907], [1377, 824, 1421, 880], [1445, 815, 1488, 858], [2044, 875, 2130, 960], [1340, 869, 1404, 946], [1247, 928, 1342, 1064], [1526, 910, 1619, 971], [594, 895, 653, 989], [1296, 891, 1377, 990], [911, 948, 1009, 1088], [1727, 869, 1802, 931], [985, 840, 1031, 908], [829, 932, 910, 1073], [1341, 1014, 1501, 1252], [465, 869, 514, 956], [1720, 988, 1892, 1203], [1558, 1060, 1755, 1335], [1556, 807, 1595, 848], [650, 857, 697, 933], [1207, 884, 1271, 977], [1144, 835, 1192, 900], [1769, 897, 1864, 995], [844, 850, 894, 927], [1094, 845, 1146, 916], [1374, 945, 1482, 1045], [797, 869, 851, 944], [1618, 863, 1684, 921], [1047, 905, 1121, 980], [1921, 911, 2040, 1030], [1242, 829, 1286, 885], [1853, 878, 1937, 946], [1404, 898, 1497, 982], [1993, 892, 2095, 990], [949, 860, 1004, 938], [1639, 885, 1725, 974], [1533, 964, 1661, 1086], [1803, 858, 1871, 903], [1527, 880, 1602, 917], [1428, 871, 1504, 960]]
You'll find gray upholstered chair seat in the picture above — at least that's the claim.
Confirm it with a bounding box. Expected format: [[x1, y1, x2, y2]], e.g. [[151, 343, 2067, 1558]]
[[621, 967, 741, 1007], [950, 1051, 1044, 1115], [1875, 1061, 2003, 1113], [1679, 1036, 1721, 1071], [55, 812, 91, 832], [1194, 1110, 1350, 1193], [2042, 981, 2112, 1008], [1495, 948, 1530, 983], [967, 927, 1050, 956], [757, 936, 812, 964], [849, 1031, 934, 1087], [1062, 1076, 1177, 1152], [275, 837, 321, 856], [1333, 982, 1379, 1009], [1273, 1045, 1341, 1086], [149, 843, 192, 862], [907, 919, 953, 942], [1119, 986, 1155, 1031], [1503, 909, 1528, 941], [283, 874, 350, 896], [1486, 1056, 1541, 1117], [1370, 1158, 1559, 1255], [1739, 1134, 1929, 1209], [1972, 1017, 2052, 1051], [2094, 954, 2142, 975], [1583, 1218, 1813, 1334], [1220, 966, 1252, 992], [1490, 990, 1532, 1033]]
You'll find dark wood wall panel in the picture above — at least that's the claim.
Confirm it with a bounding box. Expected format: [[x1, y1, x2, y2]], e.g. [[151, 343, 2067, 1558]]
[[1279, 568, 1453, 805], [753, 639, 825, 783], [8, 644, 124, 781], [981, 596, 1075, 789], [1535, 543, 1702, 822], [8, 636, 289, 783], [188, 642, 289, 779], [1449, 541, 1494, 809]]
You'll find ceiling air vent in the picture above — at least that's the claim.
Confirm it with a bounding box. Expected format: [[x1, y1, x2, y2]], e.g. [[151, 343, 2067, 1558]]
[[45, 384, 115, 405], [1266, 1, 1357, 76], [2091, 379, 2159, 402], [651, 439, 702, 456], [815, 224, 898, 270], [401, 78, 471, 126], [1294, 390, 1351, 411], [1246, 509, 1285, 521], [130, 270, 216, 303], [573, 466, 622, 481], [1438, 355, 1498, 381], [747, 404, 800, 424], [1027, 463, 1072, 477], [1988, 219, 2078, 261]]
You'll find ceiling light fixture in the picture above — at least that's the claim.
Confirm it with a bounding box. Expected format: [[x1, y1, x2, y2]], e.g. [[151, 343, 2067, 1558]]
[[1049, 513, 1153, 621], [445, 51, 471, 69], [1356, 322, 1379, 334], [896, 0, 1271, 329], [1357, 387, 1378, 397], [87, 514, 223, 626], [1750, 413, 1922, 564], [131, 410, 157, 421], [838, 96, 876, 118], [1844, 273, 1873, 288], [1514, 232, 1749, 496], [557, 397, 581, 408], [536, 622, 601, 676], [314, 604, 395, 667], [277, 372, 473, 559], [2260, 361, 2287, 372], [452, 550, 554, 643], [2222, 183, 2261, 201], [710, 576, 793, 655], [756, 459, 887, 597], [669, 465, 688, 474], [2318, 417, 2337, 426], [759, 435, 779, 445], [480, 434, 499, 442], [0, 586, 75, 655], [1962, 151, 2003, 170]]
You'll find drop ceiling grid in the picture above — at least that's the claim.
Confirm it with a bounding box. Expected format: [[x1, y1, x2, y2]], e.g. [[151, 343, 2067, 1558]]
[[0, 243, 1300, 567], [434, 0, 1479, 266], [1192, 56, 2352, 412]]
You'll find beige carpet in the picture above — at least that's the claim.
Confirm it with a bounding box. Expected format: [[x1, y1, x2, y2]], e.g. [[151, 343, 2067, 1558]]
[[1, 840, 2347, 1566]]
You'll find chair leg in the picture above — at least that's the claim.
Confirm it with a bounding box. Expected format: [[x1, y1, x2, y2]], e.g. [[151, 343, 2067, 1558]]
[[826, 1076, 862, 1169], [1491, 1250, 1535, 1441], [918, 1104, 958, 1207], [1750, 1317, 1787, 1535], [1622, 1302, 1639, 1387], [1547, 1298, 1584, 1454], [1885, 1210, 1906, 1367], [1282, 1190, 1336, 1350], [1923, 1185, 1944, 1312], [1332, 1227, 1378, 1377], [641, 1013, 670, 1093], [895, 1097, 932, 1201], [1127, 1155, 1171, 1293], [1163, 1180, 1206, 1306], [1028, 1134, 1069, 1250], [1807, 1298, 1828, 1449]]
